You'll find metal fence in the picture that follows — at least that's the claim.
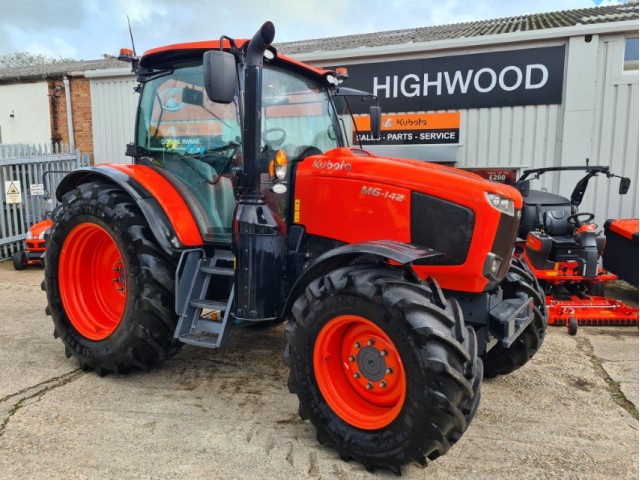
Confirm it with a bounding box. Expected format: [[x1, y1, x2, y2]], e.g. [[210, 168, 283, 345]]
[[0, 144, 84, 259]]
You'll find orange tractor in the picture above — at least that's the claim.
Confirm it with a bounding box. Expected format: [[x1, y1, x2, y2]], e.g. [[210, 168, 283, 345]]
[[43, 23, 546, 473]]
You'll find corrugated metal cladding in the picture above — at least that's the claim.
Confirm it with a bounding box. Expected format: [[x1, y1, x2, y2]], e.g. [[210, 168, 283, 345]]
[[90, 76, 138, 164], [326, 32, 638, 227], [453, 35, 639, 225]]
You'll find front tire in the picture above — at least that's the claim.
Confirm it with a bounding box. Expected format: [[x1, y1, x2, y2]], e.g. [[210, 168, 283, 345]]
[[44, 182, 182, 374], [480, 257, 547, 378], [286, 265, 481, 473], [12, 251, 27, 270]]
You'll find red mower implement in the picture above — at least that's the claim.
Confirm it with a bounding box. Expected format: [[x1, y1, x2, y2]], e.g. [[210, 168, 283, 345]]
[[515, 163, 638, 334], [43, 22, 547, 473]]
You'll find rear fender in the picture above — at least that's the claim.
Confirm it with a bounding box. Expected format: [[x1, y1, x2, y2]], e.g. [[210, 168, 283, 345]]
[[282, 240, 441, 318], [56, 165, 203, 254]]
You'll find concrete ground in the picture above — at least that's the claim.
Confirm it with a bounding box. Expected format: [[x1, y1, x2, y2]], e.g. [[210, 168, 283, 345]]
[[0, 261, 637, 479]]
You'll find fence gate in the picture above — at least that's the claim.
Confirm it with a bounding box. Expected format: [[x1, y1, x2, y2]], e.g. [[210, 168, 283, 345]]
[[0, 144, 83, 260]]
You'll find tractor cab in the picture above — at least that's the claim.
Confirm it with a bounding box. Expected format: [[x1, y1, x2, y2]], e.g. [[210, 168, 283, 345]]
[[128, 51, 345, 244]]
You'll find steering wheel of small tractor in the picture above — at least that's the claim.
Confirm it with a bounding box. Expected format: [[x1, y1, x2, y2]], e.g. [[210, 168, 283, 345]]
[[262, 128, 286, 149], [567, 212, 595, 227]]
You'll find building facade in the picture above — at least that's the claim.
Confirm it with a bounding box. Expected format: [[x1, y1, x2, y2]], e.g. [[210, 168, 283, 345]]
[[0, 3, 637, 224], [279, 2, 639, 223]]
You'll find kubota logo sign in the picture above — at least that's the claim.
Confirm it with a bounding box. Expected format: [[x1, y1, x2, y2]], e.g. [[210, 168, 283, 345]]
[[354, 113, 460, 145], [329, 45, 565, 111]]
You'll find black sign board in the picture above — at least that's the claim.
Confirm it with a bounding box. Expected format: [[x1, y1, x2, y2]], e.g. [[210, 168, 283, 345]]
[[330, 45, 566, 112]]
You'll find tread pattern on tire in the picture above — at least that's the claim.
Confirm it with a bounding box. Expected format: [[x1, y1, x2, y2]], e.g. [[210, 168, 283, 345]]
[[480, 257, 548, 378], [44, 182, 181, 374], [285, 264, 482, 473]]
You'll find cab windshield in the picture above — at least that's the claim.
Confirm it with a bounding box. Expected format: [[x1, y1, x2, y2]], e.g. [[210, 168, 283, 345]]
[[135, 61, 342, 243]]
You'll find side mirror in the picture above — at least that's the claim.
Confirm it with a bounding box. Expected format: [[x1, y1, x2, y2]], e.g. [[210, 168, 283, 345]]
[[369, 106, 381, 140], [517, 180, 530, 197], [619, 177, 631, 195], [203, 50, 237, 104]]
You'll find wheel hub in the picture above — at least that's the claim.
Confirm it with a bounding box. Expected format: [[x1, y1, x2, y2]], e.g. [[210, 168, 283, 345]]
[[59, 222, 127, 341], [356, 346, 387, 382], [313, 315, 406, 430]]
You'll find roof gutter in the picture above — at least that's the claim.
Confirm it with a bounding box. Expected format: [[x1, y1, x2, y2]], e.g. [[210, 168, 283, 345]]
[[289, 19, 639, 64]]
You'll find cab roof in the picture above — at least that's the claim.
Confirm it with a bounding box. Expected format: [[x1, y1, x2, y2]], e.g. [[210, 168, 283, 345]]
[[140, 39, 332, 80]]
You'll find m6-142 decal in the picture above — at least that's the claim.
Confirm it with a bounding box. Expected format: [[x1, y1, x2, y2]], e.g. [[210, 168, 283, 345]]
[[361, 186, 406, 202]]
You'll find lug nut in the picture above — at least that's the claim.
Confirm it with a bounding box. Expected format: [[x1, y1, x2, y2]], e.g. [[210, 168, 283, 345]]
[[380, 381, 387, 388], [366, 382, 373, 390], [353, 372, 361, 379], [368, 339, 375, 346], [380, 349, 388, 357], [348, 355, 356, 362], [354, 341, 361, 349], [386, 367, 393, 374]]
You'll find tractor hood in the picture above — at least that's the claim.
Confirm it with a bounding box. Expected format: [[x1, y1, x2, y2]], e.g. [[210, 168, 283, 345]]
[[296, 147, 523, 209], [29, 218, 54, 238]]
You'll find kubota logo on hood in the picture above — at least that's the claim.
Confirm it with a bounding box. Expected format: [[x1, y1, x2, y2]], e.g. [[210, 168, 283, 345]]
[[312, 159, 352, 172]]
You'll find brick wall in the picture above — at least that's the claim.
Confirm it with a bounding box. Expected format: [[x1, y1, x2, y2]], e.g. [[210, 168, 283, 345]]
[[48, 77, 94, 164]]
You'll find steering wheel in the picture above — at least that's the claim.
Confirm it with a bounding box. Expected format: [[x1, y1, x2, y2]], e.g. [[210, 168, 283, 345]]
[[567, 212, 595, 227], [262, 128, 286, 149], [159, 87, 184, 112]]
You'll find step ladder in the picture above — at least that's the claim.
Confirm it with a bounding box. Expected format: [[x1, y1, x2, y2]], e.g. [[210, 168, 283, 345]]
[[174, 249, 235, 348]]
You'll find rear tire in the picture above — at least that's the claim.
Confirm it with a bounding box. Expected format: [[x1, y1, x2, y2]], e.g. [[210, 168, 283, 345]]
[[44, 182, 182, 374], [286, 264, 481, 473], [480, 257, 547, 378], [12, 251, 27, 270]]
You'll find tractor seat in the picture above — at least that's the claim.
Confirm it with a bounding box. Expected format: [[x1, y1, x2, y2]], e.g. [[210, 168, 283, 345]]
[[543, 209, 574, 236]]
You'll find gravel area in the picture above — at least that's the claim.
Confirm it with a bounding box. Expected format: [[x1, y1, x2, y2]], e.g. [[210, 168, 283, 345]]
[[0, 260, 637, 479]]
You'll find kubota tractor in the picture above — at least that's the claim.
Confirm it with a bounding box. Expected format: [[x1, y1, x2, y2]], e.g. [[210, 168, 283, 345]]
[[43, 23, 546, 473]]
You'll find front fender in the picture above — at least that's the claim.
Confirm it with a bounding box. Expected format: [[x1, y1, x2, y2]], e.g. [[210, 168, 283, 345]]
[[57, 164, 203, 253], [281, 240, 441, 318]]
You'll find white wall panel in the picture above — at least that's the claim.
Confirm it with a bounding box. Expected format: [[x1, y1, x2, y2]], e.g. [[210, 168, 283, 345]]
[[582, 35, 639, 224], [0, 82, 51, 145], [90, 76, 138, 164]]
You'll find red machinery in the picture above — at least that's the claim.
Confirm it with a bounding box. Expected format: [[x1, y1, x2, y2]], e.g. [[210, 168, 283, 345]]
[[41, 23, 549, 472], [12, 217, 53, 269], [603, 218, 639, 287], [516, 164, 638, 334]]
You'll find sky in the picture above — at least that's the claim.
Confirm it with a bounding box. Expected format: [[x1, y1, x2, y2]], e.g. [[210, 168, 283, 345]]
[[0, 0, 625, 61]]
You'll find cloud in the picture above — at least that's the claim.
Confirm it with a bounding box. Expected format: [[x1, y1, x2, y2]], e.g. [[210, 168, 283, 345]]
[[0, 0, 624, 60]]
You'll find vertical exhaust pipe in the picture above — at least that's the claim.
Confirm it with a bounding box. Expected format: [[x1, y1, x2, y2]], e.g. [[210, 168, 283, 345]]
[[242, 21, 275, 197], [234, 22, 286, 322]]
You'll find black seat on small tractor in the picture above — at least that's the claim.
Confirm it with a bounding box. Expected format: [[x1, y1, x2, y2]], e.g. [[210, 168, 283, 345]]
[[519, 190, 577, 238], [543, 209, 575, 236]]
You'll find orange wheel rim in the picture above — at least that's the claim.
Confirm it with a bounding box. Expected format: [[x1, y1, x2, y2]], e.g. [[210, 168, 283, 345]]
[[313, 315, 406, 430], [58, 223, 127, 340]]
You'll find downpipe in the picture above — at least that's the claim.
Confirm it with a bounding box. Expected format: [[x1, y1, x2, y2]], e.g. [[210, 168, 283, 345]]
[[63, 76, 75, 150]]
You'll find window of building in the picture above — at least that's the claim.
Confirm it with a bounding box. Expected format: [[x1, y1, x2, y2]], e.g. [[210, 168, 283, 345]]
[[624, 37, 639, 71]]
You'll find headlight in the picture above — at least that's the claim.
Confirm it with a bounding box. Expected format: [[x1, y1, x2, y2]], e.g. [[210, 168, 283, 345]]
[[26, 230, 33, 240], [485, 192, 514, 216], [38, 231, 47, 240], [269, 149, 288, 181]]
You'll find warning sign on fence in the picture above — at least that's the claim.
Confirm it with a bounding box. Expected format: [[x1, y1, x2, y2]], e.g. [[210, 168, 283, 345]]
[[5, 181, 22, 204]]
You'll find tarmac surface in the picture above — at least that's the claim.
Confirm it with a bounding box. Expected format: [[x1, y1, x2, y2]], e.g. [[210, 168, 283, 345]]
[[0, 260, 638, 479]]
